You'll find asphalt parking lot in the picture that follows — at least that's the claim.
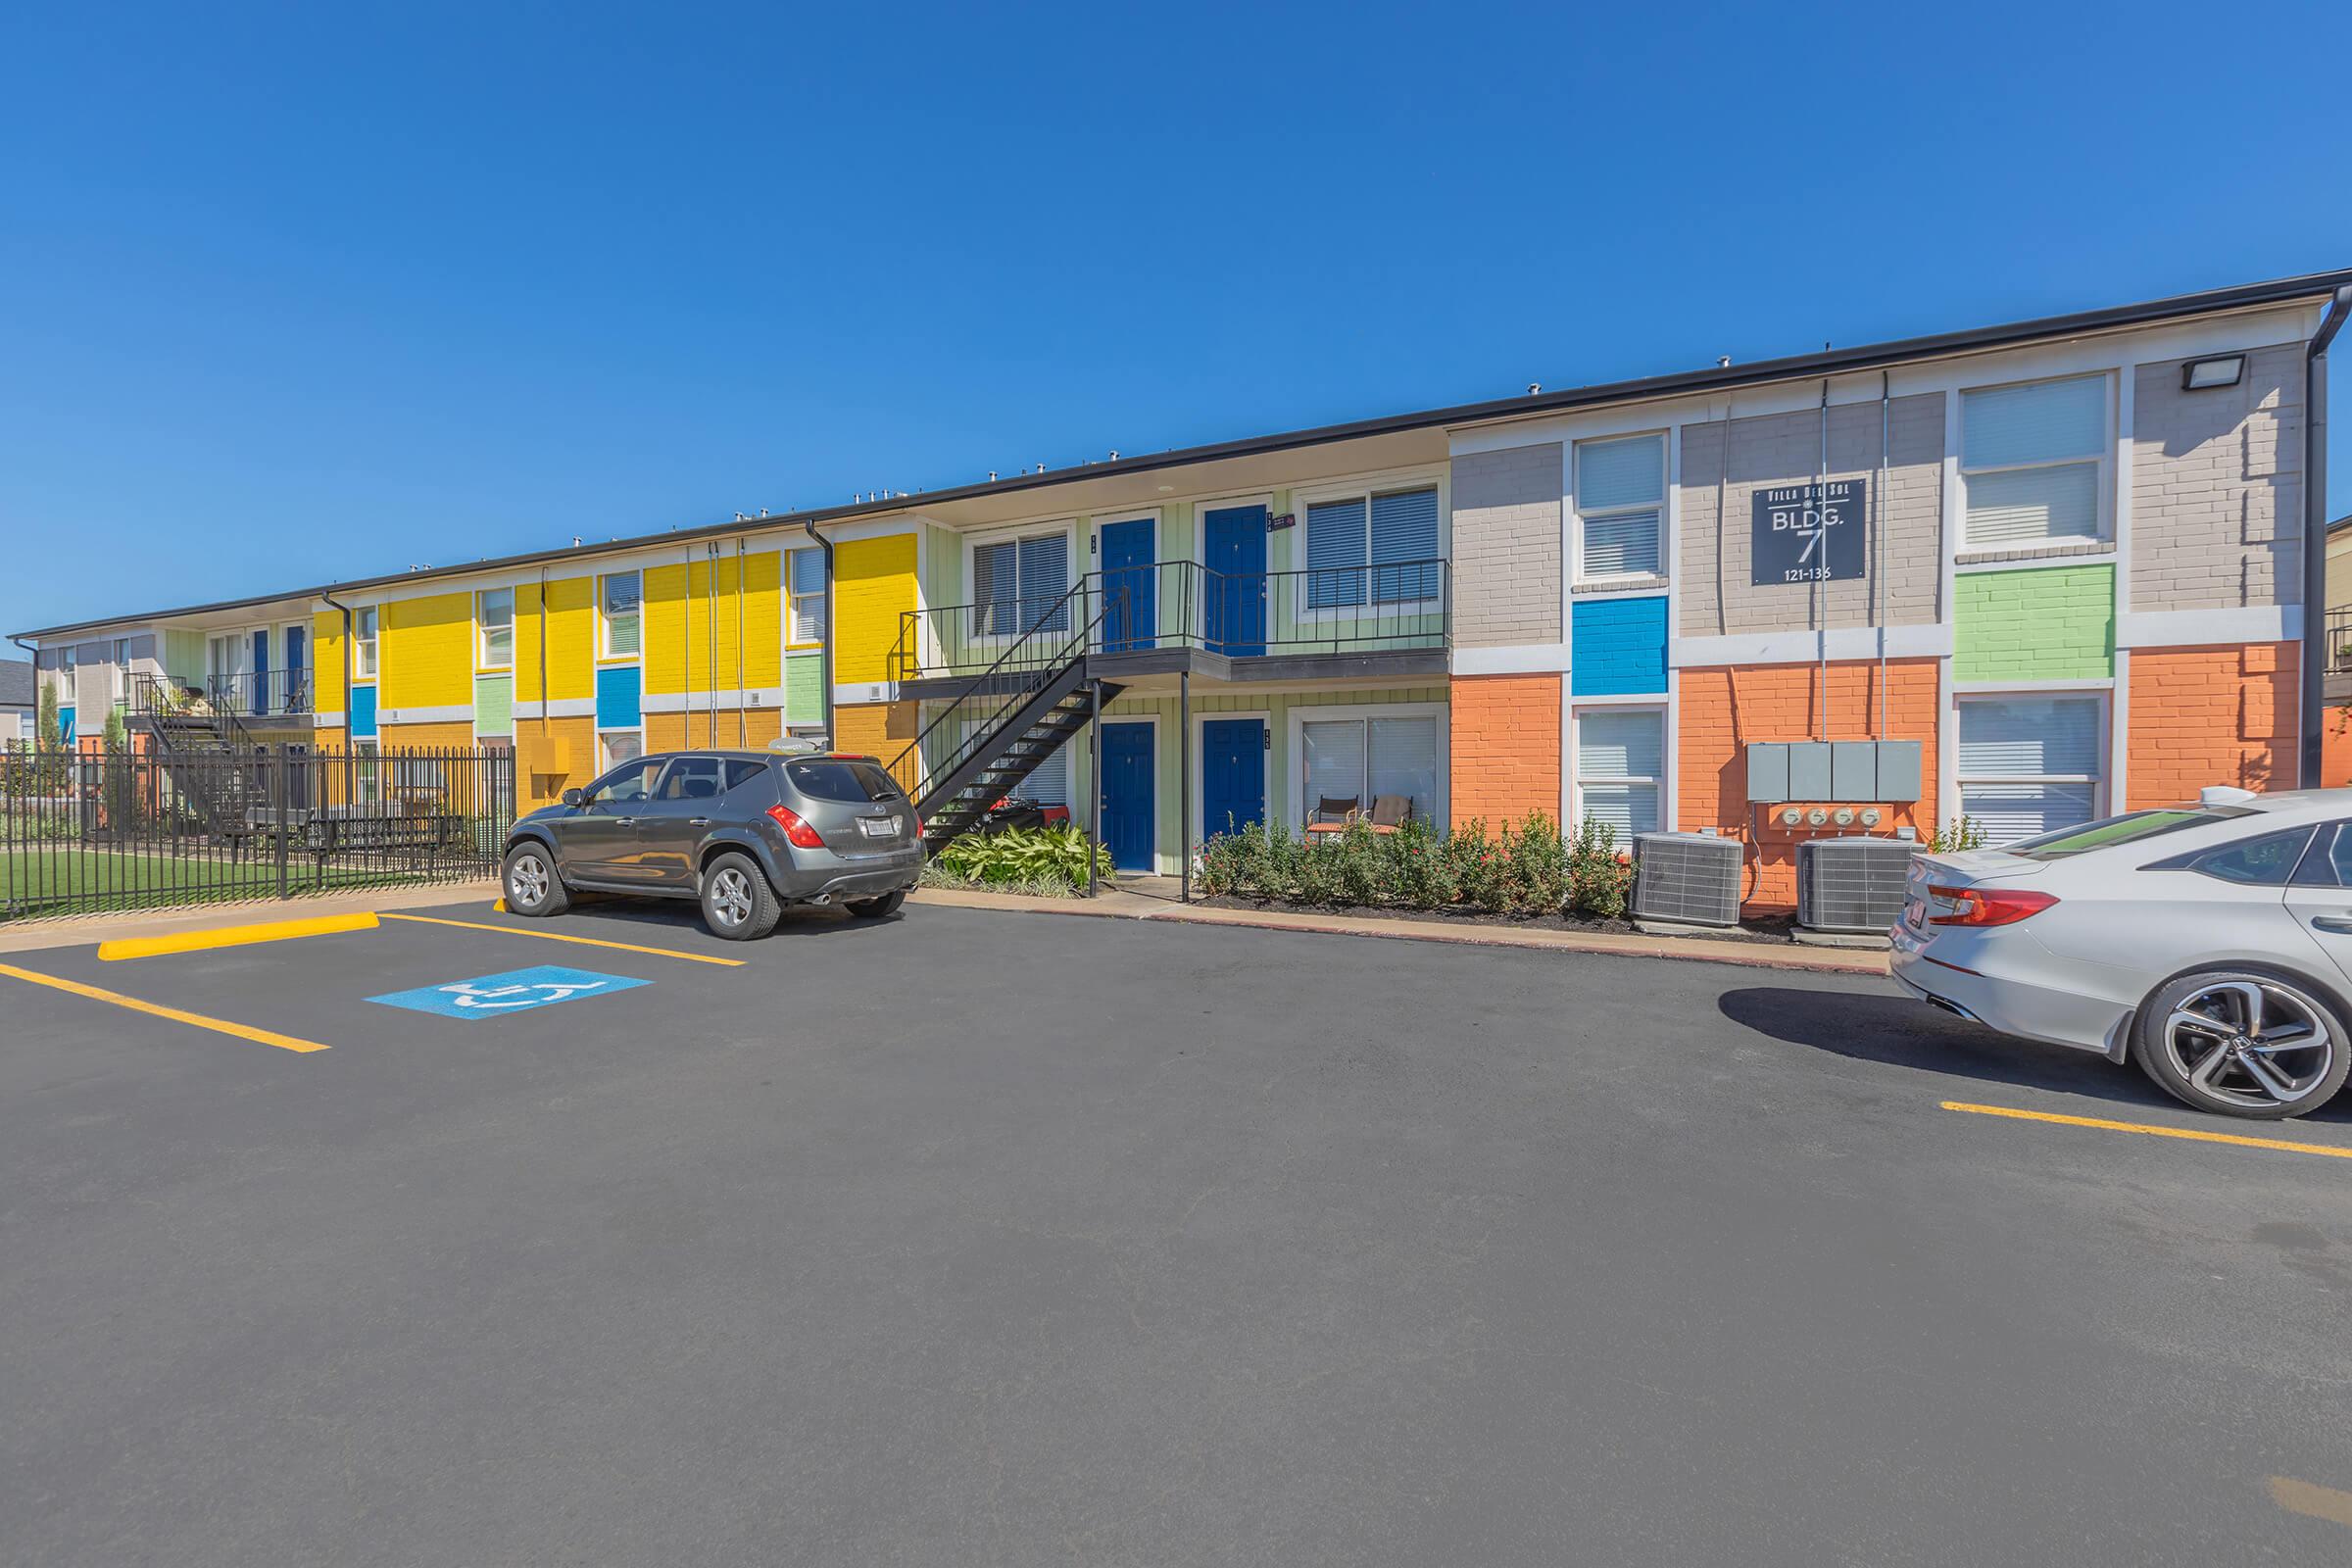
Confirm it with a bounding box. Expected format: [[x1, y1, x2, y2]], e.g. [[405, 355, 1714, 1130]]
[[5, 897, 2352, 1566]]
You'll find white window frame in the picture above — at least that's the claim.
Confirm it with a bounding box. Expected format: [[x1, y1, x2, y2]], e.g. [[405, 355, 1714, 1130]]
[[598, 725, 646, 771], [1957, 371, 2114, 556], [477, 587, 514, 670], [1571, 430, 1668, 586], [1569, 703, 1667, 841], [353, 606, 379, 681], [787, 547, 827, 648], [353, 737, 380, 807], [599, 571, 643, 662], [1284, 701, 1448, 834], [963, 520, 1079, 647], [1951, 689, 2108, 844], [1290, 475, 1446, 622]]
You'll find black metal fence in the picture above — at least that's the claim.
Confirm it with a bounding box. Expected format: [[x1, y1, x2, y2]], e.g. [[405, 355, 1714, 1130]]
[[1, 743, 515, 922]]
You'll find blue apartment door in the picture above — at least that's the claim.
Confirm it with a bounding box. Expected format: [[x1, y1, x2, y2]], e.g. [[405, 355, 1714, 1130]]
[[1101, 722, 1155, 871], [1202, 504, 1266, 657], [282, 625, 307, 712], [1101, 517, 1154, 653], [251, 629, 271, 714], [1200, 717, 1265, 838]]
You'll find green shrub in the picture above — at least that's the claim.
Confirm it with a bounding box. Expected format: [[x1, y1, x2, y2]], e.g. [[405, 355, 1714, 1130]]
[[931, 822, 1112, 890], [1925, 816, 1986, 854], [1198, 810, 1591, 918], [1566, 816, 1631, 918]]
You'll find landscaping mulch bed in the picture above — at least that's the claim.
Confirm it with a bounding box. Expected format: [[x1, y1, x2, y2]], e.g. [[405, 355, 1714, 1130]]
[[1194, 893, 1804, 946]]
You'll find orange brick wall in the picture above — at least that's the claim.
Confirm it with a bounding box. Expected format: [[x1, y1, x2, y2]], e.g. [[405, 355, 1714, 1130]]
[[2127, 643, 2299, 803], [647, 709, 784, 754], [1449, 674, 1561, 828], [1677, 660, 1941, 910], [2327, 704, 2352, 790]]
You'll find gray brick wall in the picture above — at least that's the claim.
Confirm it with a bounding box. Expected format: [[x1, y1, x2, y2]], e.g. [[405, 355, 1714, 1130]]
[[2130, 342, 2303, 612], [1452, 441, 1562, 646], [1678, 392, 1945, 638]]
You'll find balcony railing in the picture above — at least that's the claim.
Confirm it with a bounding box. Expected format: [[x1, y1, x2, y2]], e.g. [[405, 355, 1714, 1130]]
[[893, 558, 1447, 682], [2329, 608, 2352, 675], [132, 669, 315, 720]]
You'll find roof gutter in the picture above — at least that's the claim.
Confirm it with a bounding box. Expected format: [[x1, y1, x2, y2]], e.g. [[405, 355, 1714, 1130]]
[[801, 516, 834, 742], [2303, 285, 2352, 787]]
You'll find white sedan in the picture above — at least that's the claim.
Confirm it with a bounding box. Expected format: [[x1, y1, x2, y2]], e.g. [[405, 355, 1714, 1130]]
[[1891, 787, 2352, 1119]]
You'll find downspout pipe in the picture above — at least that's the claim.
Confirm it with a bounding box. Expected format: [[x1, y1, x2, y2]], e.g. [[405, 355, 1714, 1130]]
[[802, 517, 835, 744], [2303, 284, 2352, 788]]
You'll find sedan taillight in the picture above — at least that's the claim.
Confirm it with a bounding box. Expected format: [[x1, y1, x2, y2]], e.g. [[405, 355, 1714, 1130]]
[[765, 802, 826, 849], [1926, 884, 2057, 927]]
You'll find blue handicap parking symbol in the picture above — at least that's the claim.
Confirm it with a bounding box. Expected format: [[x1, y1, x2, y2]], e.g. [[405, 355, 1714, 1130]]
[[367, 964, 649, 1022]]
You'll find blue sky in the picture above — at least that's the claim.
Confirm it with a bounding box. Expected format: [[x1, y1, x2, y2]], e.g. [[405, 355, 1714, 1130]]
[[4, 0, 2348, 638]]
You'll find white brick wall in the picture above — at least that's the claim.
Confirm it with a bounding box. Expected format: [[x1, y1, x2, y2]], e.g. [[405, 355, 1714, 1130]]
[[1452, 441, 1563, 646], [1677, 392, 1946, 637], [2131, 341, 2303, 612]]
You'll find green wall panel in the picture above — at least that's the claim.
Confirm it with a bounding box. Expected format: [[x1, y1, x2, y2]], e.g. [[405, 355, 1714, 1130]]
[[1953, 564, 2115, 682]]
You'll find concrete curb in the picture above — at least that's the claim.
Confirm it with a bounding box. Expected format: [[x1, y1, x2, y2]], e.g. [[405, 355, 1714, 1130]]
[[905, 888, 1889, 977], [0, 879, 503, 956]]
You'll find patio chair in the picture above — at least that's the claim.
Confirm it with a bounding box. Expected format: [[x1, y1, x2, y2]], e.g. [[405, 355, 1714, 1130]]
[[1363, 795, 1413, 835], [1304, 795, 1361, 837]]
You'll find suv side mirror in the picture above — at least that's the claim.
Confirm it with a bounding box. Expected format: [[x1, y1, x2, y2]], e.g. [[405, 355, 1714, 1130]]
[[561, 788, 585, 808]]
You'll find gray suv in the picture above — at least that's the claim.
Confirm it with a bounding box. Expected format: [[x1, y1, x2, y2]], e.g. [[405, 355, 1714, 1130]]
[[500, 749, 924, 940]]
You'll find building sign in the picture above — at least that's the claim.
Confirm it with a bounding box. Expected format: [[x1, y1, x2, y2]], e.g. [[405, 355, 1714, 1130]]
[[1750, 479, 1866, 585]]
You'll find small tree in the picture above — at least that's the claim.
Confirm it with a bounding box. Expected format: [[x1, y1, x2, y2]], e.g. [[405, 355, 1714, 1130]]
[[101, 704, 138, 833], [33, 681, 67, 794]]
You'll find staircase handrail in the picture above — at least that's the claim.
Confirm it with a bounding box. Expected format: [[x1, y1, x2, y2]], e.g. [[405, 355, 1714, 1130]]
[[886, 576, 1127, 800]]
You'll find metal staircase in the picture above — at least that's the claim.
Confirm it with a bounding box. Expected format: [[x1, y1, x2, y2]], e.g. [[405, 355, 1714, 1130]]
[[890, 580, 1127, 854], [128, 675, 268, 838]]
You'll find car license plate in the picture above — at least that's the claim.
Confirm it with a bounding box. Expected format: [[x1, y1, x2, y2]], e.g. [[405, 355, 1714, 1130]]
[[1901, 897, 1927, 930], [858, 816, 896, 839]]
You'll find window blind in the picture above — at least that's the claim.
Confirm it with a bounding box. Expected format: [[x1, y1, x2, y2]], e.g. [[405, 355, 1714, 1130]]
[[1579, 434, 1663, 510], [1582, 513, 1661, 577], [1305, 497, 1367, 610], [1369, 487, 1440, 603], [1367, 715, 1439, 820], [790, 550, 826, 644], [1962, 376, 2105, 468], [1577, 710, 1664, 780], [1964, 463, 2100, 546], [1302, 719, 1367, 813], [1957, 698, 2101, 777]]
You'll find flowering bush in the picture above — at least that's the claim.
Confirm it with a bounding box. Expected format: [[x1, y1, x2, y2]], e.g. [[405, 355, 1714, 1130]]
[[1199, 809, 1633, 918]]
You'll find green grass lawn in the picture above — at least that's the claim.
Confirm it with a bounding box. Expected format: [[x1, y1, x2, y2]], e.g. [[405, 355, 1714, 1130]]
[[1, 847, 439, 920]]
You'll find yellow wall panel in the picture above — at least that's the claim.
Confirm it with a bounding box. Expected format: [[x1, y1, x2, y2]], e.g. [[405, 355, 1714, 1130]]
[[378, 719, 475, 751], [644, 561, 692, 695], [517, 576, 595, 703], [744, 551, 782, 687], [835, 533, 916, 684], [312, 611, 347, 713], [381, 591, 474, 710]]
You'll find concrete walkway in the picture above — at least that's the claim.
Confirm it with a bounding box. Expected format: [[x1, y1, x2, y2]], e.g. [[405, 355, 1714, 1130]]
[[909, 885, 1891, 976]]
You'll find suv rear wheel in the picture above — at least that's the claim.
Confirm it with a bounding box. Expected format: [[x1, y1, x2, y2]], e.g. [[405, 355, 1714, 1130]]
[[2131, 967, 2350, 1119], [701, 853, 780, 941], [848, 890, 906, 919]]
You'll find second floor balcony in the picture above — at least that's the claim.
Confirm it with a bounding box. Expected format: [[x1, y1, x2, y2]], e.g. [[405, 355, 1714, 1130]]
[[890, 557, 1449, 695]]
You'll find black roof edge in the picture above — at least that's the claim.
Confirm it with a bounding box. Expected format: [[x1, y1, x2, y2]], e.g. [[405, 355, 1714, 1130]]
[[18, 266, 2351, 642]]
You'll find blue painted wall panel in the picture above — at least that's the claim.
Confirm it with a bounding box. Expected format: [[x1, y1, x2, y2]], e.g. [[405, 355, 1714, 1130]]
[[596, 665, 642, 730], [349, 685, 377, 739], [1570, 596, 1668, 696]]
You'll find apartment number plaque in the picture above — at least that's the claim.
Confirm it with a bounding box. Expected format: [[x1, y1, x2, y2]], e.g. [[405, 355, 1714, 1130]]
[[1750, 479, 1866, 585]]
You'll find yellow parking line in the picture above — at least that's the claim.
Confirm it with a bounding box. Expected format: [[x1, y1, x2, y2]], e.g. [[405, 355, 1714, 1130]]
[[2269, 1476, 2352, 1530], [98, 911, 380, 962], [0, 962, 328, 1053], [379, 911, 745, 967], [1942, 1101, 2352, 1161]]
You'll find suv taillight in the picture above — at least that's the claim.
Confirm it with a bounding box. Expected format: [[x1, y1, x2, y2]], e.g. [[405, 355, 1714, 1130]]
[[1926, 884, 2057, 927], [765, 802, 826, 849]]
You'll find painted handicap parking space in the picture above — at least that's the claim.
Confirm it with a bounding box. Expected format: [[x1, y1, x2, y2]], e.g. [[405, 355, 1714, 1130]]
[[368, 964, 649, 1021]]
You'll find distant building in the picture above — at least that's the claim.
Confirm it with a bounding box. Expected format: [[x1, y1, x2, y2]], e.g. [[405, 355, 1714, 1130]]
[[0, 658, 32, 743]]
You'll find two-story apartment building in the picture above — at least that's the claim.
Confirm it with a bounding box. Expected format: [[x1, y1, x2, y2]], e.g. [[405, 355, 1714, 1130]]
[[15, 268, 2346, 912]]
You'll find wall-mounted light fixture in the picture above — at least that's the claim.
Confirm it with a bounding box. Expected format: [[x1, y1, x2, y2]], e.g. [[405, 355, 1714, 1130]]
[[2181, 353, 2245, 391]]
